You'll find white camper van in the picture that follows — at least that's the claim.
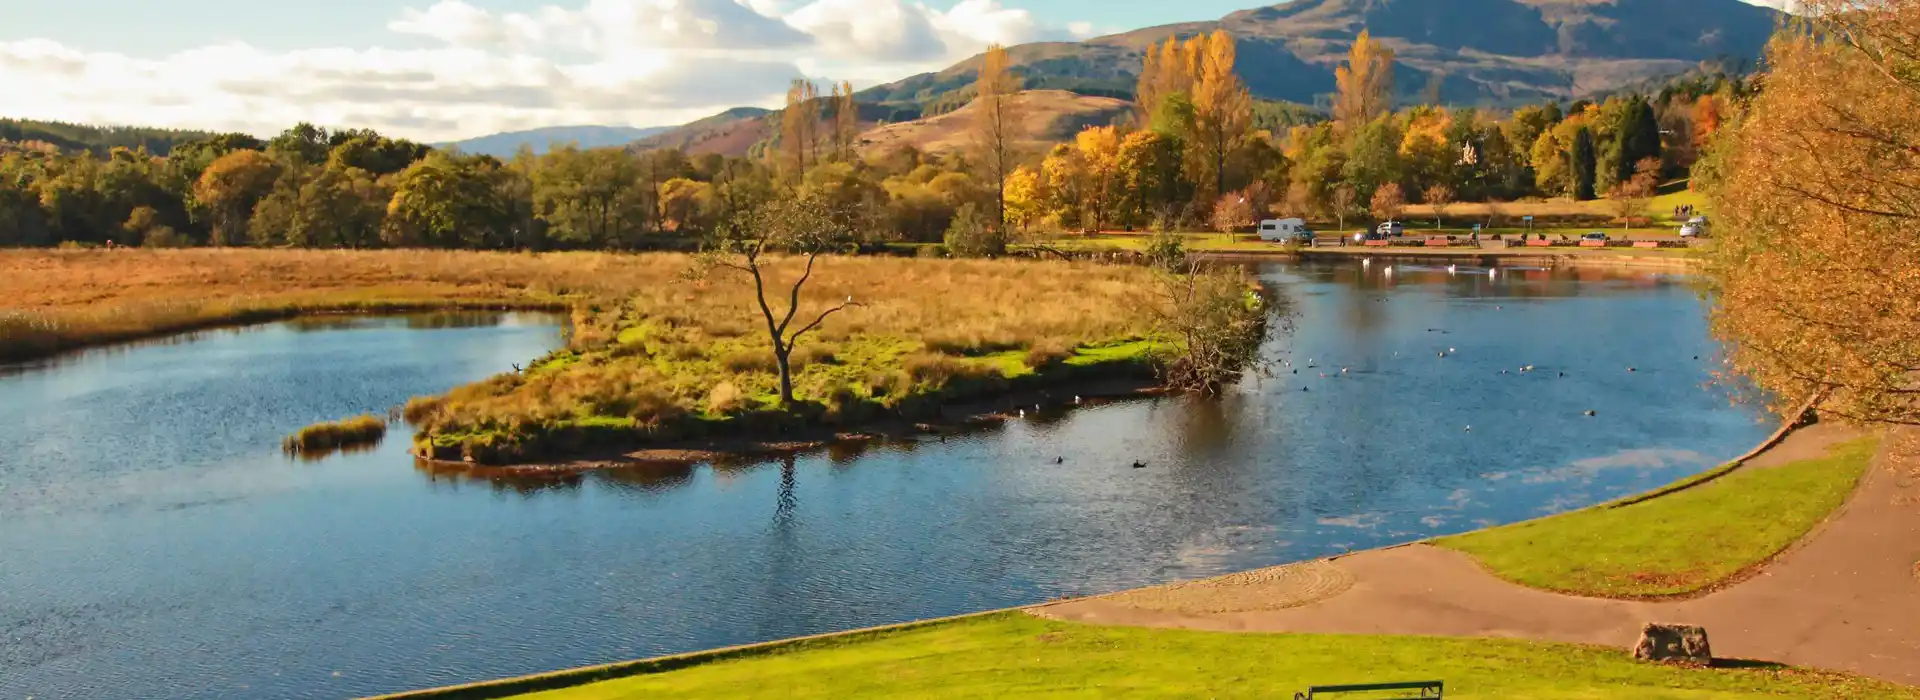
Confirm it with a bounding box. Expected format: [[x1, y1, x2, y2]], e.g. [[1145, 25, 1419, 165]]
[[1258, 218, 1313, 243]]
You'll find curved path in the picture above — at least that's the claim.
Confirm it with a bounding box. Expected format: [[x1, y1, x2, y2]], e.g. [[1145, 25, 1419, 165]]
[[1039, 425, 1920, 685]]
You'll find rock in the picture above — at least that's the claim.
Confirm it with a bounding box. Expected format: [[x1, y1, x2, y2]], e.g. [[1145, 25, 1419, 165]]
[[1632, 623, 1712, 666]]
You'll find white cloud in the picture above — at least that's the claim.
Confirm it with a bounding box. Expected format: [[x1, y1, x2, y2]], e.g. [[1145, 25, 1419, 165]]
[[0, 0, 1094, 142]]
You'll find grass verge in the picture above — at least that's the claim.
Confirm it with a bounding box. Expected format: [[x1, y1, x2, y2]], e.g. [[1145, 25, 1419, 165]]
[[1435, 436, 1879, 598], [494, 612, 1915, 700], [283, 414, 389, 454]]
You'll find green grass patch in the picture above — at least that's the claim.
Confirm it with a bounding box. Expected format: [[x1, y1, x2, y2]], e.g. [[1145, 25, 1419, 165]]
[[512, 612, 1916, 699], [1437, 436, 1878, 598]]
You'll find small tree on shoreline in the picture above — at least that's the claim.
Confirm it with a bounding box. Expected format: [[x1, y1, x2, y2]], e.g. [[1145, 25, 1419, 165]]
[[694, 194, 860, 406], [1424, 184, 1455, 229], [1153, 262, 1271, 394]]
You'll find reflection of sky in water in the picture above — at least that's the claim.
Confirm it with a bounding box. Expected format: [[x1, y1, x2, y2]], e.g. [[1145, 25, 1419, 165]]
[[0, 265, 1775, 700]]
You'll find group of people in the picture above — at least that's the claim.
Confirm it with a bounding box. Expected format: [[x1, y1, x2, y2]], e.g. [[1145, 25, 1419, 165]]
[[1673, 204, 1699, 219]]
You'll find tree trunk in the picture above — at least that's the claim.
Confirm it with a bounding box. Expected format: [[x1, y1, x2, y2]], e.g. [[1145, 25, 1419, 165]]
[[775, 347, 795, 406]]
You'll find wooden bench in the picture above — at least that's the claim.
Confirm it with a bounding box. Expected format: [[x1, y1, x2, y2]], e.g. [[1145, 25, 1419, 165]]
[[1295, 680, 1443, 699], [1423, 238, 1452, 247], [1363, 239, 1391, 247], [1579, 239, 1607, 248], [1524, 239, 1552, 247], [1632, 241, 1661, 249]]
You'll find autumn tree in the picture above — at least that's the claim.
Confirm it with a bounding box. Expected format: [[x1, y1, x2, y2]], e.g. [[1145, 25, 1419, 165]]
[[1423, 183, 1454, 228], [1605, 157, 1658, 229], [193, 149, 281, 246], [831, 81, 859, 163], [695, 193, 859, 406], [1370, 182, 1406, 223], [972, 44, 1023, 234], [1703, 0, 1920, 424], [1333, 30, 1396, 129], [780, 79, 822, 179], [1073, 125, 1123, 231], [1330, 184, 1358, 231], [1191, 31, 1254, 201], [1210, 191, 1254, 233]]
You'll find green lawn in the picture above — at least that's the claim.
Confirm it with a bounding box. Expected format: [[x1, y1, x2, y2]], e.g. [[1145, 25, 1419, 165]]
[[515, 612, 1915, 699], [1436, 436, 1878, 598]]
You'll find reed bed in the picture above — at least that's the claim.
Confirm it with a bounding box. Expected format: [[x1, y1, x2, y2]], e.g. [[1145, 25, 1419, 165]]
[[283, 415, 389, 455]]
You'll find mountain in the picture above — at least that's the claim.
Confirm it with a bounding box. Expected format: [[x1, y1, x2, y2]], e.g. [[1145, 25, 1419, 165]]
[[445, 125, 674, 157], [856, 91, 1131, 156], [863, 0, 1782, 111]]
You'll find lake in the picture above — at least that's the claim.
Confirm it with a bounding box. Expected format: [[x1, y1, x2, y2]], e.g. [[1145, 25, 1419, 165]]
[[0, 261, 1770, 699]]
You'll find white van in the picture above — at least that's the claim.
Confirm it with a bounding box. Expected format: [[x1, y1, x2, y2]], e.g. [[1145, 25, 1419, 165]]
[[1258, 218, 1313, 243]]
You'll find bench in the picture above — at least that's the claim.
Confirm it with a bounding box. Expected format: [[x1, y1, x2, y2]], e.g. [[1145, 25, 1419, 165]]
[[1295, 681, 1443, 699], [1423, 238, 1452, 247], [1579, 239, 1607, 248], [1525, 239, 1553, 247], [1632, 241, 1661, 249], [1363, 239, 1391, 247]]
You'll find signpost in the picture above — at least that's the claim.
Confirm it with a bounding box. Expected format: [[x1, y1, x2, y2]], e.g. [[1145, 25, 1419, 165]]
[[1523, 215, 1534, 236]]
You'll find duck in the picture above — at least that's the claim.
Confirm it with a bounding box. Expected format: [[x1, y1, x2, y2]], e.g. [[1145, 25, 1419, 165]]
[[1584, 410, 1597, 417], [1446, 264, 1458, 274], [1131, 460, 1148, 469], [1055, 456, 1066, 464]]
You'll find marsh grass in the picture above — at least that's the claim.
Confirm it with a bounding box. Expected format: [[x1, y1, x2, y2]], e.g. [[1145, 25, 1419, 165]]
[[284, 415, 389, 455], [6, 249, 1167, 463]]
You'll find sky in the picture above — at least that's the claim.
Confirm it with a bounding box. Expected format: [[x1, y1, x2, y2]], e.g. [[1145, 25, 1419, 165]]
[[0, 0, 1791, 142]]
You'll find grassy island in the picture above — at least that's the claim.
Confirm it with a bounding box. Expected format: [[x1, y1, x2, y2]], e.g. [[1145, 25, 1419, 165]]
[[283, 414, 389, 455], [1, 249, 1186, 465]]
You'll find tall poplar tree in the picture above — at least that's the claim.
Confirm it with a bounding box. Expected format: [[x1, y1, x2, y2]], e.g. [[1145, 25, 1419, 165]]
[[1333, 30, 1396, 129], [972, 44, 1022, 232], [1192, 30, 1253, 201]]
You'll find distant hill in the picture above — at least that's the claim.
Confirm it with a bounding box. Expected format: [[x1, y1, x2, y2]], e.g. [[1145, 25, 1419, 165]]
[[856, 90, 1132, 156], [630, 107, 777, 157], [0, 118, 219, 157], [862, 0, 1782, 112], [444, 125, 674, 157]]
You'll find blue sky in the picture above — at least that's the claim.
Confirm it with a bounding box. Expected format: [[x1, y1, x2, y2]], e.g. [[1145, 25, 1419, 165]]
[[0, 0, 1788, 141]]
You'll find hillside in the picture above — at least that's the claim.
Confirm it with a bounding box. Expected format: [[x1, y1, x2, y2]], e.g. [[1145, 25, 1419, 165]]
[[863, 0, 1782, 110], [444, 125, 673, 158], [0, 118, 219, 157], [856, 91, 1131, 156], [629, 107, 777, 157]]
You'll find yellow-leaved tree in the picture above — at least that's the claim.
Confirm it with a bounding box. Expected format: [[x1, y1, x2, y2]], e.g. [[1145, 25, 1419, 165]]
[[1333, 30, 1396, 130], [972, 44, 1023, 234], [1191, 30, 1254, 203], [1704, 1, 1920, 424]]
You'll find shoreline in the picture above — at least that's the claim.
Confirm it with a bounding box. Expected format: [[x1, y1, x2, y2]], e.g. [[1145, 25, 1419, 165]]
[[364, 399, 1817, 700], [408, 374, 1167, 473], [1193, 247, 1703, 271]]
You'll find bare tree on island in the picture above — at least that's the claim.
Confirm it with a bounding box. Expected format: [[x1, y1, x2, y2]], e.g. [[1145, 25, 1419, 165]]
[[693, 194, 859, 407]]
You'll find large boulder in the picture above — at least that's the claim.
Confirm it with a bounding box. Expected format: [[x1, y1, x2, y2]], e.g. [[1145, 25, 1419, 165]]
[[1633, 623, 1712, 666]]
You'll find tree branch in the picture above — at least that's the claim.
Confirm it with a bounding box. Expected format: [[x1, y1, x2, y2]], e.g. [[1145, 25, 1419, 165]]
[[788, 301, 861, 347]]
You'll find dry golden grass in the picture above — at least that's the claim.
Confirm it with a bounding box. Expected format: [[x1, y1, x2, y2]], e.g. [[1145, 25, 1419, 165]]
[[284, 414, 388, 454], [0, 248, 1163, 463]]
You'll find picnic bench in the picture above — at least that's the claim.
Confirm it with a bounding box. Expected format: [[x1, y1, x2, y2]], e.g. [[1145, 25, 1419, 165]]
[[1525, 239, 1553, 247], [1363, 239, 1391, 247], [1423, 238, 1451, 247], [1578, 239, 1607, 248], [1632, 241, 1661, 249], [1295, 680, 1443, 699]]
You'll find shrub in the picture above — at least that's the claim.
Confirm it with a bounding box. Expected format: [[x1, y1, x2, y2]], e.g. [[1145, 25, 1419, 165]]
[[944, 203, 1007, 258], [1024, 342, 1074, 369], [1145, 230, 1187, 271], [706, 381, 749, 415], [790, 344, 839, 369], [721, 349, 777, 373], [402, 396, 444, 424]]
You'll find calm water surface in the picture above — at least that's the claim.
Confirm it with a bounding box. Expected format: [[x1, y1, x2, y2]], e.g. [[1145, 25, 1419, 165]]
[[0, 263, 1770, 699]]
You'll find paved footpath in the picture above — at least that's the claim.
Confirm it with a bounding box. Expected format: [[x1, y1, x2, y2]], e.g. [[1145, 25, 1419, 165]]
[[1039, 426, 1920, 685]]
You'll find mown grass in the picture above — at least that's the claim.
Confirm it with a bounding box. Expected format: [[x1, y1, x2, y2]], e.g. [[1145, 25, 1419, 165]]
[[1436, 436, 1878, 598], [507, 612, 1917, 700], [283, 414, 388, 454]]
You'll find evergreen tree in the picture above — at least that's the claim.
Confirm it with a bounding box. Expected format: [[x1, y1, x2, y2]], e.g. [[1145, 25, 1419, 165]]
[[1571, 126, 1597, 201]]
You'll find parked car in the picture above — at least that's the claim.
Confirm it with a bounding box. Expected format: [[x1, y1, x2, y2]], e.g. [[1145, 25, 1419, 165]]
[[1581, 231, 1609, 242], [1376, 221, 1405, 237], [1679, 216, 1711, 238], [1258, 218, 1313, 242]]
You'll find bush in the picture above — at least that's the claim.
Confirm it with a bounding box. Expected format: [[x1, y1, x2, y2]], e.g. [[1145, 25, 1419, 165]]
[[1145, 230, 1187, 271], [721, 349, 777, 373], [142, 226, 191, 248], [402, 396, 444, 424], [944, 203, 1007, 258], [706, 381, 749, 415], [1024, 342, 1074, 369]]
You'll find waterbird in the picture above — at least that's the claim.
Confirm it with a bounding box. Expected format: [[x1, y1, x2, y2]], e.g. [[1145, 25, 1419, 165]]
[[1341, 367, 1350, 374], [1628, 367, 1638, 373], [1132, 460, 1148, 469], [1074, 395, 1083, 405], [1464, 425, 1473, 432], [1584, 410, 1597, 417], [1017, 409, 1026, 418], [1362, 258, 1373, 267], [1055, 456, 1065, 464], [1447, 264, 1458, 273], [1559, 372, 1566, 377], [1438, 351, 1448, 358]]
